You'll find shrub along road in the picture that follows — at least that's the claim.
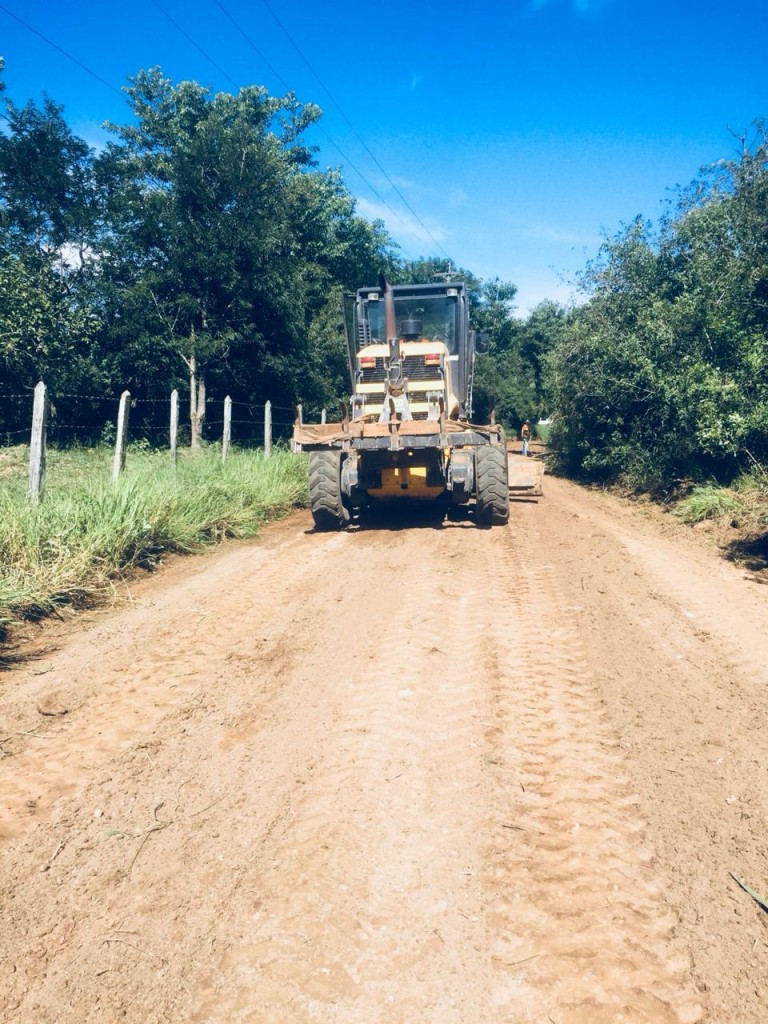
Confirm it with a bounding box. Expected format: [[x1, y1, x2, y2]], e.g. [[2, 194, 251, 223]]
[[1, 473, 767, 1023]]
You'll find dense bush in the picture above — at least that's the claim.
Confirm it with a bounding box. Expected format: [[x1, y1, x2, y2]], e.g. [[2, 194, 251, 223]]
[[546, 122, 768, 488]]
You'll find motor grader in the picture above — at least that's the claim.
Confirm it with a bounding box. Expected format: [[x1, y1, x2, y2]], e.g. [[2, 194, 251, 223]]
[[292, 277, 532, 529]]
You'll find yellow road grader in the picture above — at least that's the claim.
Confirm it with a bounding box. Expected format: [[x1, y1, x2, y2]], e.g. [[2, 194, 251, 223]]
[[292, 277, 537, 529]]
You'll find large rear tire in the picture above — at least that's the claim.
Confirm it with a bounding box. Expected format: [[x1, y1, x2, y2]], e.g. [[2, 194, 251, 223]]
[[475, 445, 510, 525], [308, 451, 350, 530]]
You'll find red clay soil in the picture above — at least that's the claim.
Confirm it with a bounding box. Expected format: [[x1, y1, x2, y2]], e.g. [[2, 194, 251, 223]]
[[1, 470, 768, 1023]]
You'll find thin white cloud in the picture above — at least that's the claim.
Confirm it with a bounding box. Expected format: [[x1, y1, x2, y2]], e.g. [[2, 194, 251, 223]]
[[525, 222, 603, 246], [513, 276, 585, 318], [49, 242, 99, 271], [444, 185, 470, 207], [389, 174, 416, 190], [71, 119, 112, 154], [356, 196, 449, 246], [369, 173, 469, 210], [527, 0, 613, 15]]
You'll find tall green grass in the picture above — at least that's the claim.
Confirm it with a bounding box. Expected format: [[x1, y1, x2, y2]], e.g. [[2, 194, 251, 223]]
[[0, 446, 308, 637], [672, 483, 744, 524]]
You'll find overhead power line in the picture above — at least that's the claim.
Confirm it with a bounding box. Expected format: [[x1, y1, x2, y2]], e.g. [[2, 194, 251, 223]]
[[0, 1, 125, 99], [0, 0, 444, 264], [212, 0, 420, 247], [213, 0, 446, 260], [152, 0, 237, 87], [212, 0, 290, 94], [0, 0, 412, 252], [258, 0, 452, 261]]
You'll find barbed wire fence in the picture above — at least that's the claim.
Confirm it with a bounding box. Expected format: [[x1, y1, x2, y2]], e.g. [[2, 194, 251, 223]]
[[0, 382, 313, 502]]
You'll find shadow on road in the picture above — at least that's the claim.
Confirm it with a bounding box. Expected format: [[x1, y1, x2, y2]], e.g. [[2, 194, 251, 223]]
[[723, 531, 768, 573], [307, 505, 480, 534]]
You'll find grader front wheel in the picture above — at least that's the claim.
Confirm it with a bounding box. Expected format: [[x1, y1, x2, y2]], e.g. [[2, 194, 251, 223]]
[[308, 451, 350, 530]]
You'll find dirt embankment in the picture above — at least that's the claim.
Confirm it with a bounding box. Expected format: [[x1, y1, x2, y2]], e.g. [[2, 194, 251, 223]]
[[1, 473, 768, 1023]]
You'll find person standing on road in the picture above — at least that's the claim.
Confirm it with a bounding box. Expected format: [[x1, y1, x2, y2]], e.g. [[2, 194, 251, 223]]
[[521, 420, 531, 457]]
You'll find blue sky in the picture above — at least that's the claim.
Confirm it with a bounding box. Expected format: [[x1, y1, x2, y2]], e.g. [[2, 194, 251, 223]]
[[1, 0, 766, 314]]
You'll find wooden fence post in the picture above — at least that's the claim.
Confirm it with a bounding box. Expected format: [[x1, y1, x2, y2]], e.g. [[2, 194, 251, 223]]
[[170, 389, 179, 465], [264, 400, 272, 459], [190, 375, 206, 449], [222, 396, 232, 462], [28, 380, 49, 503], [112, 390, 131, 481]]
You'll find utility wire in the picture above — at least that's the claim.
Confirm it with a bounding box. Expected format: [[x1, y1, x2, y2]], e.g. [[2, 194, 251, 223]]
[[0, 0, 435, 263], [212, 0, 290, 93], [0, 0, 402, 249], [0, 2, 125, 99], [258, 0, 452, 261], [212, 0, 437, 259], [152, 0, 237, 87], [212, 0, 416, 246]]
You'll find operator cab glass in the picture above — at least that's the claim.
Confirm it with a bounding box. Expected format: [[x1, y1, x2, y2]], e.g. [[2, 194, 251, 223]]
[[361, 292, 460, 353]]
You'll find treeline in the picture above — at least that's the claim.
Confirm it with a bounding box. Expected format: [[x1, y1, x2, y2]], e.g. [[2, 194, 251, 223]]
[[0, 62, 538, 443], [0, 63, 393, 436], [3, 56, 765, 490], [544, 122, 768, 489]]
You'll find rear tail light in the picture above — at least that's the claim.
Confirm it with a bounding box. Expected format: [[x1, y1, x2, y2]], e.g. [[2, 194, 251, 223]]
[[424, 353, 441, 366], [359, 356, 376, 368]]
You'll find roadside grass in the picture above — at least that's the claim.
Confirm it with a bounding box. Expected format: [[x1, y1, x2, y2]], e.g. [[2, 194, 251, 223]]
[[0, 444, 29, 482], [0, 445, 308, 639], [672, 483, 746, 524], [670, 476, 768, 577]]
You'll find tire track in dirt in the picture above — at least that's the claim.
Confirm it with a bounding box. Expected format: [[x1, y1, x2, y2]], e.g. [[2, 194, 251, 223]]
[[0, 529, 343, 841], [188, 518, 702, 1024], [1, 506, 710, 1023], [193, 522, 497, 1023], [477, 523, 702, 1023], [1, 526, 374, 1022], [522, 478, 768, 1024]]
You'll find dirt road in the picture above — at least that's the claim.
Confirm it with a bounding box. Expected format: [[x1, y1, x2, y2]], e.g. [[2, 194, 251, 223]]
[[2, 471, 768, 1023]]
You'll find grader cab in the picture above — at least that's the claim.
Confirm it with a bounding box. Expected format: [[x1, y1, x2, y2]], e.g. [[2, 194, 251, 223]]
[[292, 277, 528, 529]]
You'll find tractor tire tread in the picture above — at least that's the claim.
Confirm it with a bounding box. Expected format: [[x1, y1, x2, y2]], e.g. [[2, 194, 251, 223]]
[[475, 444, 510, 525], [308, 451, 349, 530]]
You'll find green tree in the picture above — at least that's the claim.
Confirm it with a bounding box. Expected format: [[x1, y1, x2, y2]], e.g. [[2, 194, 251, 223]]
[[547, 122, 768, 486], [471, 278, 517, 425], [0, 96, 97, 251], [95, 70, 322, 436], [0, 80, 102, 418], [95, 69, 397, 435]]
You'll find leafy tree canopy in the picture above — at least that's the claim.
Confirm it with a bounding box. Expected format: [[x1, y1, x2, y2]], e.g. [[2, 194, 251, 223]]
[[546, 121, 768, 487]]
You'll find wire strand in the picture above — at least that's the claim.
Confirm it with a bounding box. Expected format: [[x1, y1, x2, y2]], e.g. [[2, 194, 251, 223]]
[[152, 0, 237, 87], [258, 0, 452, 260], [0, 2, 125, 99], [212, 0, 424, 257]]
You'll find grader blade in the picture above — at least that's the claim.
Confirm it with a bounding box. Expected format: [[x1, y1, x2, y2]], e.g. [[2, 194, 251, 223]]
[[507, 453, 544, 496]]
